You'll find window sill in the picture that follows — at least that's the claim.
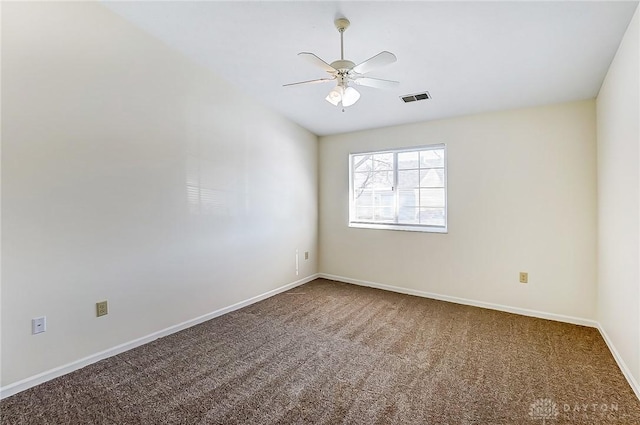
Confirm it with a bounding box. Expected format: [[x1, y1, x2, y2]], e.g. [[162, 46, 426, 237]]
[[349, 222, 448, 233]]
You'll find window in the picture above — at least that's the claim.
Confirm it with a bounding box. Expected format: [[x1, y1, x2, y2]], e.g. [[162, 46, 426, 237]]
[[349, 144, 447, 233]]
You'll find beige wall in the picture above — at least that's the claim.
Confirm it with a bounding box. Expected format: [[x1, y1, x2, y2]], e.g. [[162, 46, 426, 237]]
[[1, 2, 318, 387], [320, 100, 597, 320], [597, 6, 640, 388]]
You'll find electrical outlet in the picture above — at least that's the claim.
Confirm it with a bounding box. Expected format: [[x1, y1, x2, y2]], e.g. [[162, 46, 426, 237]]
[[32, 316, 46, 334], [304, 251, 309, 260], [519, 272, 528, 284], [96, 300, 108, 317]]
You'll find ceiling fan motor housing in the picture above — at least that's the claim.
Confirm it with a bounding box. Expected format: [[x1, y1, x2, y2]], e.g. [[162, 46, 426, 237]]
[[330, 60, 356, 72]]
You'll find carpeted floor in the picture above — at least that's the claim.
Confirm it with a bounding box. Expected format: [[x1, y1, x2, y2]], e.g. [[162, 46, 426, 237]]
[[2, 278, 639, 424]]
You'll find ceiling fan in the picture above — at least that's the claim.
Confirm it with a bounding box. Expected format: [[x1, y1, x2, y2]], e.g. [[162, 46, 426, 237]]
[[284, 17, 398, 109]]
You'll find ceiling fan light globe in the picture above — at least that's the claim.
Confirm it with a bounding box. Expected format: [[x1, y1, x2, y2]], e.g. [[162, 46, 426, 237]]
[[342, 86, 361, 107], [325, 94, 340, 106], [325, 86, 343, 106]]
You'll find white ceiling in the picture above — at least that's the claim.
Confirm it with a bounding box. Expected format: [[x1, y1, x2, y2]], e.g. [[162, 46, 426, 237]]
[[103, 1, 638, 136]]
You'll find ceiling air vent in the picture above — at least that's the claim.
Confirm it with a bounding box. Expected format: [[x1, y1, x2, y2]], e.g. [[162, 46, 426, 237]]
[[401, 91, 431, 103]]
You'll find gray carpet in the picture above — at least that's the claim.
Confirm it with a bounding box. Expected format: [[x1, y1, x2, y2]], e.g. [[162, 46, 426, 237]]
[[2, 278, 640, 424]]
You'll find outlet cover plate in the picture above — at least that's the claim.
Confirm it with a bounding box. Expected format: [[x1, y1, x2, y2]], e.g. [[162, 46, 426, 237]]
[[96, 301, 108, 317]]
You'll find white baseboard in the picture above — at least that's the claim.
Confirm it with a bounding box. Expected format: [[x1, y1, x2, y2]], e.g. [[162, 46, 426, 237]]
[[319, 273, 640, 401], [5, 273, 639, 404], [597, 324, 640, 401], [319, 273, 597, 327], [0, 274, 318, 400]]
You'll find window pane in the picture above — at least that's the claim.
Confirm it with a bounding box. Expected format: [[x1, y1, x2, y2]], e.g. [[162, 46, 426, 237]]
[[356, 190, 394, 222], [377, 190, 395, 208], [420, 188, 445, 207], [368, 171, 393, 189], [353, 171, 393, 191], [419, 208, 446, 226], [398, 206, 419, 223], [353, 155, 373, 172], [397, 151, 419, 169], [374, 206, 395, 221], [420, 149, 445, 168], [353, 172, 369, 189], [356, 188, 394, 205], [398, 170, 420, 188], [354, 189, 373, 205], [398, 189, 418, 207], [420, 168, 445, 188], [355, 207, 373, 220], [372, 153, 393, 171]]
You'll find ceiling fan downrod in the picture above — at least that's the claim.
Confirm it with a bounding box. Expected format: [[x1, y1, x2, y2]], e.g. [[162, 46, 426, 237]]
[[335, 18, 350, 61]]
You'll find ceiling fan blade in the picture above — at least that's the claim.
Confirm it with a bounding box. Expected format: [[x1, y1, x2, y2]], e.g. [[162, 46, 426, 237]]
[[283, 77, 335, 87], [352, 77, 399, 89], [352, 51, 397, 74], [298, 52, 337, 74]]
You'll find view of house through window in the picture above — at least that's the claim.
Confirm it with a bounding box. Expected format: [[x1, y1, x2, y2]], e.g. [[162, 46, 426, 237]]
[[349, 144, 447, 232]]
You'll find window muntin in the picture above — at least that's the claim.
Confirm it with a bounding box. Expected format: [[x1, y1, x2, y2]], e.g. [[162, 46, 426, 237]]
[[349, 144, 447, 233]]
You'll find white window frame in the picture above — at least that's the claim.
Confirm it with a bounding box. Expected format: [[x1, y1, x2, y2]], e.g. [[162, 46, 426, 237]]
[[348, 144, 447, 233]]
